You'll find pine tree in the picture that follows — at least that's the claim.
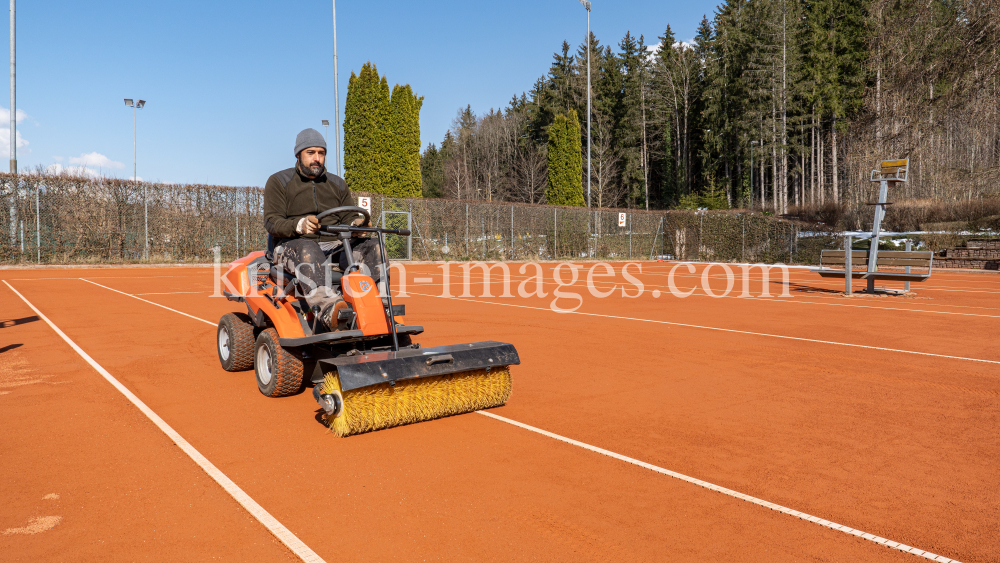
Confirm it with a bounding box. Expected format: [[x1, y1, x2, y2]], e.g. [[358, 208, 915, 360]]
[[650, 26, 680, 206], [389, 84, 424, 198], [420, 142, 445, 198], [615, 32, 648, 208], [545, 110, 585, 206], [343, 62, 392, 194]]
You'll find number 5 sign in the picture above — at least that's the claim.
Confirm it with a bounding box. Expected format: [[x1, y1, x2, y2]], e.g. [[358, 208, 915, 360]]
[[618, 212, 627, 227], [358, 197, 371, 213]]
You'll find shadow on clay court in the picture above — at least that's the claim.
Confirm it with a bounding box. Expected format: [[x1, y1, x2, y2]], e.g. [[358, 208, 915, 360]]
[[1, 316, 40, 329], [0, 343, 23, 354], [783, 281, 842, 295]]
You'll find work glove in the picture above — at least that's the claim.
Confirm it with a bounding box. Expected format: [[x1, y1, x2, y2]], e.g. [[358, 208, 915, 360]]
[[296, 215, 320, 235]]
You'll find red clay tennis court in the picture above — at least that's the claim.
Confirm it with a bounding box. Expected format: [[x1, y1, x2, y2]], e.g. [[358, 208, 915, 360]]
[[2, 262, 997, 561]]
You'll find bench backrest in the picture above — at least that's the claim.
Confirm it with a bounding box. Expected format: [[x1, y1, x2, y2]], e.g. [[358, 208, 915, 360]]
[[870, 158, 909, 182], [821, 250, 932, 269]]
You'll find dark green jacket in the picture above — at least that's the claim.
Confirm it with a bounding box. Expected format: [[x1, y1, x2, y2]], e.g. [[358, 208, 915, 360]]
[[263, 165, 361, 243]]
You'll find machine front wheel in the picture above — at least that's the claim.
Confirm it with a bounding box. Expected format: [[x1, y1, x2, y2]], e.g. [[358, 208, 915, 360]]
[[218, 313, 255, 372], [254, 328, 304, 397]]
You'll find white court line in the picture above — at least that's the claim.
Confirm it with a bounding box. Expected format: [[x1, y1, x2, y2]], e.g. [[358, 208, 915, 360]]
[[135, 291, 210, 296], [478, 411, 959, 562], [81, 279, 216, 326], [408, 292, 1000, 366], [2, 274, 198, 281], [72, 274, 964, 560], [2, 280, 324, 563], [411, 274, 1000, 319]]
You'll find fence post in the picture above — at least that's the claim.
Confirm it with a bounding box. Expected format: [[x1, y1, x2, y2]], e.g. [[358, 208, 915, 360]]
[[510, 204, 514, 260], [144, 183, 149, 261], [590, 211, 601, 258], [554, 208, 558, 258], [8, 201, 14, 249], [790, 226, 794, 264], [628, 213, 632, 259], [904, 240, 911, 292], [699, 212, 703, 261], [741, 213, 745, 263], [844, 235, 853, 295], [465, 203, 469, 259], [236, 215, 239, 256], [35, 180, 40, 263]]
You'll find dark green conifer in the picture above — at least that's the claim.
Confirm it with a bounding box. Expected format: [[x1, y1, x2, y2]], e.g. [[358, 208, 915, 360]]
[[546, 110, 585, 206]]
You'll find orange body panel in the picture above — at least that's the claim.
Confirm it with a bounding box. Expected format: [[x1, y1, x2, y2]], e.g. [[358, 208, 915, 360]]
[[224, 251, 306, 339], [342, 273, 389, 336]]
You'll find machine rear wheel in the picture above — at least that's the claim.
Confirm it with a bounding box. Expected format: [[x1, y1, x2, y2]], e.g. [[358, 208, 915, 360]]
[[254, 328, 304, 397], [218, 313, 254, 372]]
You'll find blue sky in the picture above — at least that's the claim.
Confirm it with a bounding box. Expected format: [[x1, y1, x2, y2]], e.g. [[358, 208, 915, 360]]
[[1, 0, 719, 187]]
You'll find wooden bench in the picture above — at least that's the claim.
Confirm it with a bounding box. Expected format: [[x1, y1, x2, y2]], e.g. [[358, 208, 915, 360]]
[[816, 249, 933, 281]]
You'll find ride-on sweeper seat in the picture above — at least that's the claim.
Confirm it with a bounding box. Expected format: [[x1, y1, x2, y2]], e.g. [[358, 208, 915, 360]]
[[265, 233, 345, 289]]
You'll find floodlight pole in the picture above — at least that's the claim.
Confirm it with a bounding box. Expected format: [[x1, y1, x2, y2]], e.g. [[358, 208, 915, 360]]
[[332, 0, 342, 176], [9, 0, 15, 173], [579, 0, 591, 209], [132, 102, 136, 182], [126, 98, 147, 259]]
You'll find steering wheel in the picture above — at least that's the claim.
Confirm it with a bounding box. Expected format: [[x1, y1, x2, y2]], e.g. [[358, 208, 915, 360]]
[[315, 205, 371, 225]]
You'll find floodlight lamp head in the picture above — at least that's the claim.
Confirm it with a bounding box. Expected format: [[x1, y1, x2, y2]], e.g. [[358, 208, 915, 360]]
[[322, 120, 330, 126], [124, 99, 134, 107], [136, 100, 146, 109], [578, 0, 591, 10]]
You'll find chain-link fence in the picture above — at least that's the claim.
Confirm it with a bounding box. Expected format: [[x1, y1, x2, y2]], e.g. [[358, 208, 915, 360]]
[[0, 173, 815, 265], [0, 173, 266, 264]]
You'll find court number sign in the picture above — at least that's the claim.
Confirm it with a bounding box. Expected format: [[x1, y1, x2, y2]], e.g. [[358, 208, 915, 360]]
[[618, 213, 627, 227], [358, 197, 372, 213]]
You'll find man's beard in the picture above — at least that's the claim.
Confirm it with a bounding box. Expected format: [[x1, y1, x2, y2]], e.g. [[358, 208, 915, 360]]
[[298, 159, 324, 178]]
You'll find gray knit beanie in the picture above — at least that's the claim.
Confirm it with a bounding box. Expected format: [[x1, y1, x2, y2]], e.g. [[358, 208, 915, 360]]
[[294, 128, 327, 156]]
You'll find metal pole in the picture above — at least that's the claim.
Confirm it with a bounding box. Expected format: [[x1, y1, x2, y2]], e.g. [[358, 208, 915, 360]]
[[9, 0, 15, 173], [741, 213, 745, 262], [844, 234, 852, 295], [465, 203, 469, 258], [749, 143, 754, 210], [586, 7, 591, 209], [134, 105, 149, 260], [34, 181, 38, 262], [332, 0, 342, 176], [866, 178, 889, 293], [554, 208, 558, 258], [699, 211, 703, 258], [628, 213, 632, 259], [510, 204, 514, 259], [904, 240, 911, 292]]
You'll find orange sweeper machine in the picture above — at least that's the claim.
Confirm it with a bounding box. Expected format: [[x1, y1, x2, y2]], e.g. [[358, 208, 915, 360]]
[[215, 206, 519, 436]]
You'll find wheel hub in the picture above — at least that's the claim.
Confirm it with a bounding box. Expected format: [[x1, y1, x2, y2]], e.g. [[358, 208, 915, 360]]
[[218, 328, 231, 361], [256, 345, 272, 385]]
